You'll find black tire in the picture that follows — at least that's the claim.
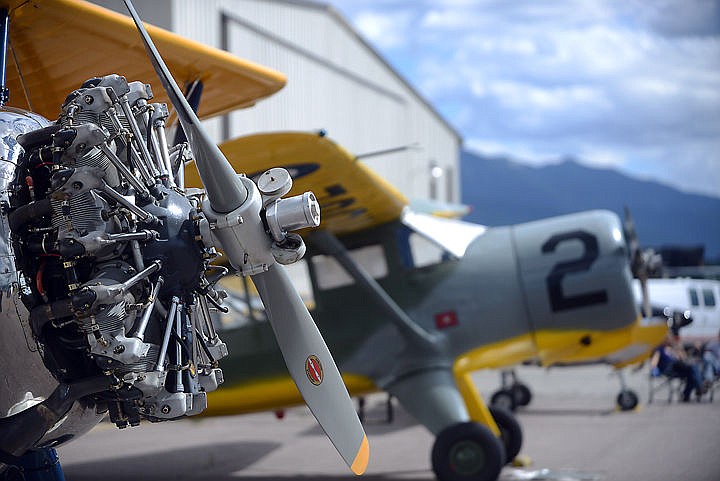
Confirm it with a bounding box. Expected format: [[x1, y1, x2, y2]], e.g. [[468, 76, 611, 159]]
[[490, 389, 516, 411], [511, 383, 532, 407], [489, 405, 523, 463], [432, 422, 505, 481], [616, 389, 639, 411]]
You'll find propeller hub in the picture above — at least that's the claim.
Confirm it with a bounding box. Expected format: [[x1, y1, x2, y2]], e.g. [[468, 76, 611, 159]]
[[141, 186, 204, 297]]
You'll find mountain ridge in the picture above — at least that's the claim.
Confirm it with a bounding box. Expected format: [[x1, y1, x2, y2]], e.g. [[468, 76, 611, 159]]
[[460, 150, 720, 261]]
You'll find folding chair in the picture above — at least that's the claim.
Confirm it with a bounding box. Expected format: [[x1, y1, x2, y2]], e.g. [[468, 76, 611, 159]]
[[705, 373, 720, 402], [648, 369, 684, 404]]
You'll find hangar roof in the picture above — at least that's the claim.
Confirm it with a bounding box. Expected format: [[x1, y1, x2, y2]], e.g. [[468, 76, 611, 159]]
[[263, 0, 463, 144]]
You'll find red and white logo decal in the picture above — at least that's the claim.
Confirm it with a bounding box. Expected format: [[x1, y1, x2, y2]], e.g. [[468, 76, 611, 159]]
[[434, 310, 459, 329], [305, 355, 324, 386]]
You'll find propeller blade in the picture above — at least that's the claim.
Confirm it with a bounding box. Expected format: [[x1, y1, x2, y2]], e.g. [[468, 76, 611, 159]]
[[124, 2, 368, 473], [623, 206, 640, 259], [640, 274, 651, 318], [253, 264, 369, 474], [124, 0, 245, 213], [623, 206, 650, 317]]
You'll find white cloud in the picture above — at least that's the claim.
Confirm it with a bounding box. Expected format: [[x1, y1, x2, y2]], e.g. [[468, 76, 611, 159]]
[[464, 138, 510, 157], [624, 77, 680, 97], [464, 137, 563, 166], [335, 0, 720, 198], [577, 149, 626, 168], [420, 8, 468, 29], [487, 81, 610, 112], [352, 10, 413, 49]]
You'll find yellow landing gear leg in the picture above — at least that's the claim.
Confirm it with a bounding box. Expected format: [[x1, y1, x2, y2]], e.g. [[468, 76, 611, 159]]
[[454, 369, 530, 467], [454, 370, 500, 435]]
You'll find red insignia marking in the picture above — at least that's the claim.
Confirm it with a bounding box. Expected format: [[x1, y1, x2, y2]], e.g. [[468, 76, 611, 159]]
[[434, 310, 459, 329], [305, 355, 323, 386]]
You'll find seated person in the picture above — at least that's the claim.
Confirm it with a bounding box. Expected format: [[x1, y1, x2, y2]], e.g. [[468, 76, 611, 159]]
[[702, 329, 720, 386], [651, 335, 703, 402]]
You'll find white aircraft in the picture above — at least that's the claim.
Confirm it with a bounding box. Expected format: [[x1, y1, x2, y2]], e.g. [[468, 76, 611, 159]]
[[633, 278, 720, 343]]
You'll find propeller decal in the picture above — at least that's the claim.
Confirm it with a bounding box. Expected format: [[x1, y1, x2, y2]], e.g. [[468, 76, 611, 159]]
[[305, 355, 324, 385]]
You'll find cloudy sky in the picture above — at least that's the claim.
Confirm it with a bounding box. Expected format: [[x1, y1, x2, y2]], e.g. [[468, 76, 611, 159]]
[[331, 0, 720, 198]]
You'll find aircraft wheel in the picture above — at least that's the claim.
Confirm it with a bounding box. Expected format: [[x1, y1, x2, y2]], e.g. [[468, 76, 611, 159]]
[[432, 422, 505, 481], [616, 389, 639, 411], [490, 389, 516, 411], [489, 405, 523, 463], [511, 383, 532, 407]]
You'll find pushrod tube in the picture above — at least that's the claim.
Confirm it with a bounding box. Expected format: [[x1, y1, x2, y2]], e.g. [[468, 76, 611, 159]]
[[0, 8, 9, 105]]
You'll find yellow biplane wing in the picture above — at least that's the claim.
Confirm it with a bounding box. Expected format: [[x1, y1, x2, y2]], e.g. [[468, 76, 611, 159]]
[[3, 0, 285, 120], [186, 132, 409, 236]]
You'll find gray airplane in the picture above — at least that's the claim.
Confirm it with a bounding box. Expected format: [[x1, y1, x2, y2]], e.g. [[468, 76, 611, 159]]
[[188, 131, 662, 481]]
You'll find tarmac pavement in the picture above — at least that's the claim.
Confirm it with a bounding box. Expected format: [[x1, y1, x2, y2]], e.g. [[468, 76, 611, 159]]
[[59, 365, 720, 481]]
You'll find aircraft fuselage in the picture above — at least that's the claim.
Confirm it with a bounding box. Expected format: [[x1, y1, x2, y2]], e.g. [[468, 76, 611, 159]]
[[207, 210, 641, 414]]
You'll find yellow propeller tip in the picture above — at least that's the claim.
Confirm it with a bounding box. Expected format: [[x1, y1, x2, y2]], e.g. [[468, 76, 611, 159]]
[[351, 435, 370, 475]]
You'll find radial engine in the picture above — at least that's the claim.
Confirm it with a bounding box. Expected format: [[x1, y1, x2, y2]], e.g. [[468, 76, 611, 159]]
[[0, 73, 316, 450]]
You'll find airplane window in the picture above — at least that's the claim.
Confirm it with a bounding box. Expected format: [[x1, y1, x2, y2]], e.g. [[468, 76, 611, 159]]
[[285, 260, 315, 308], [212, 275, 264, 330], [401, 209, 486, 258], [409, 232, 446, 268], [703, 288, 716, 307], [212, 260, 315, 330], [689, 288, 700, 307], [312, 245, 388, 290]]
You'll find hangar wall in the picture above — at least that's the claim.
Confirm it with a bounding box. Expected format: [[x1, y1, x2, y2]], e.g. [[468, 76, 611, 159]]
[[93, 0, 462, 204]]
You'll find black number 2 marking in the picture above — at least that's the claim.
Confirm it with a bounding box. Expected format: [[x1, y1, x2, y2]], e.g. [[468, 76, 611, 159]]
[[542, 230, 609, 312]]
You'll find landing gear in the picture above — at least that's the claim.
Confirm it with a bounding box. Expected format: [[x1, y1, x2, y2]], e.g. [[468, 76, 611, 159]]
[[614, 369, 639, 411], [357, 394, 395, 424], [388, 369, 515, 480], [616, 389, 639, 411], [489, 389, 515, 411], [511, 383, 532, 407], [491, 370, 532, 411], [489, 406, 522, 463], [431, 422, 505, 481]]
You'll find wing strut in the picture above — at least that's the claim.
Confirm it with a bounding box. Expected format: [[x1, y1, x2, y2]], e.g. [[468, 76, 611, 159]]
[[311, 230, 437, 348]]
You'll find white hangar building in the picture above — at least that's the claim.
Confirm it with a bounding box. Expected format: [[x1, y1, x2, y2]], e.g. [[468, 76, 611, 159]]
[[93, 0, 462, 206]]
